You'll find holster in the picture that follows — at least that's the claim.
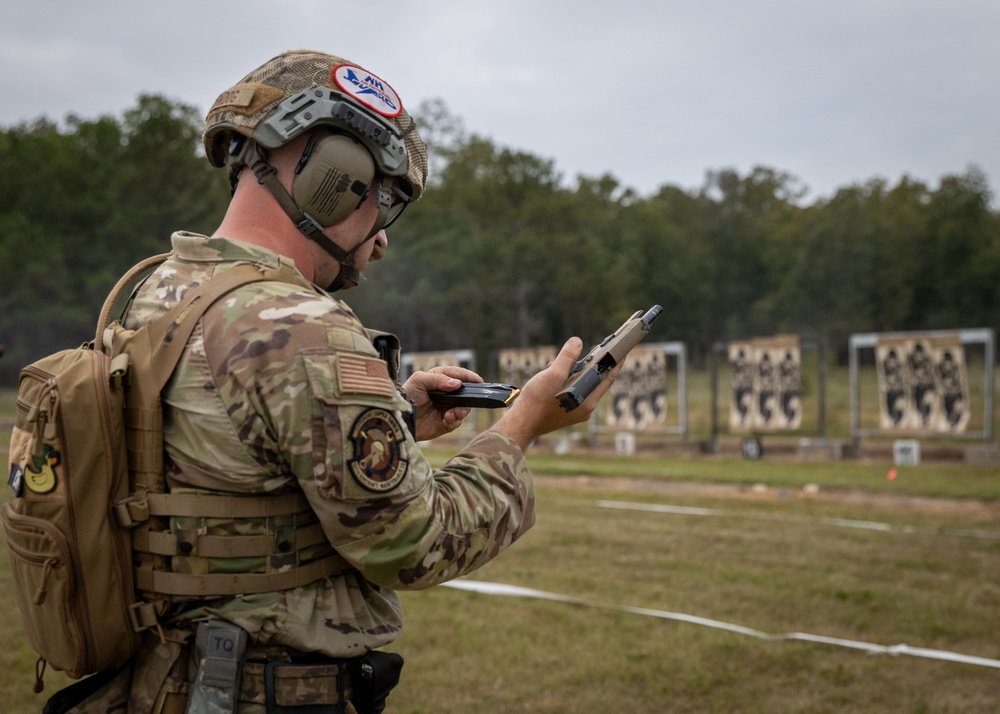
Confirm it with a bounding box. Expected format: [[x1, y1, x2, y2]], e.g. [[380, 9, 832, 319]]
[[352, 651, 404, 714]]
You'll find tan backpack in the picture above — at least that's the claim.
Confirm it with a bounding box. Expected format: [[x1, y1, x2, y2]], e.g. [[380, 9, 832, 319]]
[[2, 255, 314, 691]]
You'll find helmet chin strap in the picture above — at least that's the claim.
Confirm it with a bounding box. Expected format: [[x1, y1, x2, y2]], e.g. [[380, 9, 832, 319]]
[[240, 142, 391, 292]]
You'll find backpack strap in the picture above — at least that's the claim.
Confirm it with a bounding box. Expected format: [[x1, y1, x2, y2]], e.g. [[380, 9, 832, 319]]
[[144, 262, 311, 388], [103, 259, 352, 614], [96, 253, 173, 346]]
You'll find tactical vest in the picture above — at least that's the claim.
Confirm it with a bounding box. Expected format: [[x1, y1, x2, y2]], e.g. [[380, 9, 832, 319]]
[[101, 255, 354, 631]]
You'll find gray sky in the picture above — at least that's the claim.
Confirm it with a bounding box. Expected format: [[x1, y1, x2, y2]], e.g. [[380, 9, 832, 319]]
[[2, 0, 997, 202]]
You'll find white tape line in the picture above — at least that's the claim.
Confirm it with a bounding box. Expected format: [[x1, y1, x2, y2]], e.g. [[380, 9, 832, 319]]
[[443, 580, 1000, 669], [595, 500, 1000, 540]]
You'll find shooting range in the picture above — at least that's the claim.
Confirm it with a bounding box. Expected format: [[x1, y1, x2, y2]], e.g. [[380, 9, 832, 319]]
[[3, 3, 999, 706]]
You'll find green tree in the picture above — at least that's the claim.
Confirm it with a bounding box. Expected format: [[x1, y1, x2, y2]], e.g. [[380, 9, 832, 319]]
[[0, 96, 228, 383], [915, 167, 1000, 330], [697, 167, 806, 341], [615, 184, 714, 356], [774, 176, 934, 353]]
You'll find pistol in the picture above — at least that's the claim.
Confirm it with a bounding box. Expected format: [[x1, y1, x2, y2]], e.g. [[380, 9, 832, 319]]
[[556, 305, 663, 411]]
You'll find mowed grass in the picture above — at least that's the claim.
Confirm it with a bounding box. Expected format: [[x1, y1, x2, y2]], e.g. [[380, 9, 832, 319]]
[[2, 374, 1000, 713], [387, 482, 1000, 713]]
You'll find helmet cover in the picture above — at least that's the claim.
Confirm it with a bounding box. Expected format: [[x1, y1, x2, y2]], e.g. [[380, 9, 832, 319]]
[[204, 50, 427, 200]]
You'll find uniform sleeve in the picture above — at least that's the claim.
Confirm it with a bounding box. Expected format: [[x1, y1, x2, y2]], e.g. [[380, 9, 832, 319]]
[[290, 346, 535, 590], [206, 283, 536, 590]]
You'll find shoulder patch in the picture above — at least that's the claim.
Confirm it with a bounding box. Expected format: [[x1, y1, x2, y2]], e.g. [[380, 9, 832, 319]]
[[337, 354, 396, 398], [348, 408, 409, 493]]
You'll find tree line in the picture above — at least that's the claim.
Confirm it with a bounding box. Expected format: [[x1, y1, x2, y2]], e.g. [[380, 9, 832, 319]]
[[1, 95, 998, 384]]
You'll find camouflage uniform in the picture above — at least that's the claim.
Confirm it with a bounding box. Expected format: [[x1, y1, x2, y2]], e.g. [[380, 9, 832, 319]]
[[120, 231, 535, 711]]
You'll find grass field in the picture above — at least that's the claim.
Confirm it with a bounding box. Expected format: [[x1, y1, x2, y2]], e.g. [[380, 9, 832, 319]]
[[387, 481, 1000, 713], [2, 369, 999, 712]]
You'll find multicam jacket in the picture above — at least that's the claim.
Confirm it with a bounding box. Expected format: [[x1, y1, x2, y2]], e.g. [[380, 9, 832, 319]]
[[124, 232, 535, 657]]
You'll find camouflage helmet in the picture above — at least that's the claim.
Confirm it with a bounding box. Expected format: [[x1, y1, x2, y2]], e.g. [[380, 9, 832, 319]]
[[204, 50, 428, 201]]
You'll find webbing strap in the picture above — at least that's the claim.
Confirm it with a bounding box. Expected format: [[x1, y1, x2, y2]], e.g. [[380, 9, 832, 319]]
[[134, 522, 328, 558], [127, 449, 161, 474], [248, 147, 362, 292], [137, 553, 351, 596], [145, 491, 311, 518], [125, 405, 160, 430]]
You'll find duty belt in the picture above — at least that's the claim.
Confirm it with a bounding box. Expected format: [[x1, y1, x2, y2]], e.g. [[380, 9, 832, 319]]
[[245, 660, 351, 711]]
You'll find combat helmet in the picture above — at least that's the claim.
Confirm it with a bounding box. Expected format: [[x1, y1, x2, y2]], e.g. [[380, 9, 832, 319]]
[[203, 50, 428, 290]]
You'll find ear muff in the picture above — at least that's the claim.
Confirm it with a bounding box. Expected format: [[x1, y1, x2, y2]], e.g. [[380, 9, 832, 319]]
[[292, 133, 375, 227]]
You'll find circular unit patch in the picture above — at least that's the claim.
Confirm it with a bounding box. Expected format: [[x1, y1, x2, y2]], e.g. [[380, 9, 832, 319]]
[[348, 408, 409, 493], [332, 64, 402, 117]]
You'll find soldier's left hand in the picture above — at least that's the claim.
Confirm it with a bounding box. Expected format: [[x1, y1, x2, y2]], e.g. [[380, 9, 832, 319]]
[[402, 366, 483, 440]]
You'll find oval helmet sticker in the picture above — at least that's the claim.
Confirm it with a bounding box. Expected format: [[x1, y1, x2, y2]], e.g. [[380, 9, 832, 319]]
[[332, 64, 402, 117]]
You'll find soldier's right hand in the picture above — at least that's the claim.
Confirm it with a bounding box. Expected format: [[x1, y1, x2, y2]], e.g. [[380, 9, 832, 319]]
[[490, 336, 621, 451]]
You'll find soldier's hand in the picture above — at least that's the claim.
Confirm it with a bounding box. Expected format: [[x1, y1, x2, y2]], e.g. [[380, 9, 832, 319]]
[[491, 337, 622, 451], [402, 366, 483, 441]]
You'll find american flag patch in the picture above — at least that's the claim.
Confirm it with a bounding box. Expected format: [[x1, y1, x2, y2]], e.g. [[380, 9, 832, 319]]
[[337, 354, 396, 397]]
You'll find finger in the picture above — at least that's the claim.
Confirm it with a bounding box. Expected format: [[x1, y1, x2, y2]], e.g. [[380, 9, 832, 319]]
[[421, 374, 463, 393], [551, 337, 584, 375], [430, 366, 483, 384], [444, 407, 470, 430]]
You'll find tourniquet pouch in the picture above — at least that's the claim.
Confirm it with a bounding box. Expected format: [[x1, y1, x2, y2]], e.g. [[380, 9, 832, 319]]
[[187, 620, 248, 714]]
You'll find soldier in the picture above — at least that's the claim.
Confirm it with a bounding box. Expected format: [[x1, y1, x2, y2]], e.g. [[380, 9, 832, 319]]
[[59, 50, 616, 714]]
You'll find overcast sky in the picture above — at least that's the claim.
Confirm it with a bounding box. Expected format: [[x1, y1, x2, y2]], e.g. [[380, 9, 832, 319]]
[[2, 0, 997, 202]]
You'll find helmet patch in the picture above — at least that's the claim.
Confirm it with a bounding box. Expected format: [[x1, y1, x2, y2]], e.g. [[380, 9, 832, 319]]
[[333, 64, 403, 118], [348, 408, 409, 493]]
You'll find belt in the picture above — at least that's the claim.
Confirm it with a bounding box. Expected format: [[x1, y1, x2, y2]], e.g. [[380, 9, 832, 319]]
[[242, 659, 353, 709]]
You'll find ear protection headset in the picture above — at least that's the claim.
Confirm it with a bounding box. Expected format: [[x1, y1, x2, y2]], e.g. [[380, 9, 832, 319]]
[[221, 82, 415, 292], [231, 132, 393, 292], [292, 133, 375, 227]]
